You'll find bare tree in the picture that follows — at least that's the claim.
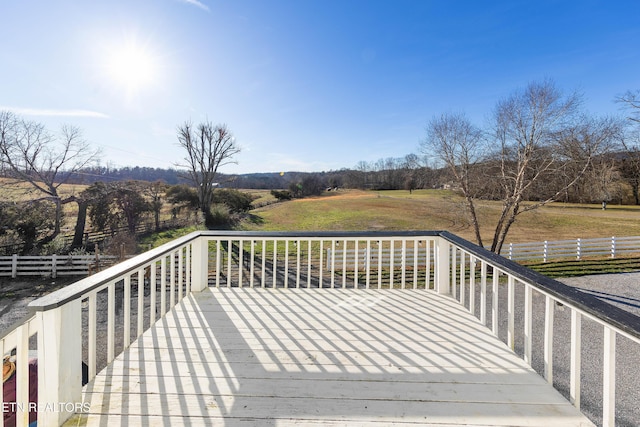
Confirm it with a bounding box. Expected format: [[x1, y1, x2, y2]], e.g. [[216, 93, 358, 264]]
[[0, 111, 100, 244], [144, 180, 166, 231], [489, 80, 619, 253], [422, 81, 620, 253], [422, 112, 486, 246], [176, 121, 240, 227], [615, 90, 640, 204], [616, 90, 640, 124]]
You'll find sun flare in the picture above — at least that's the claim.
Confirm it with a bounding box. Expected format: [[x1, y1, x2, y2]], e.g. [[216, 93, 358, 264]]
[[103, 37, 160, 97]]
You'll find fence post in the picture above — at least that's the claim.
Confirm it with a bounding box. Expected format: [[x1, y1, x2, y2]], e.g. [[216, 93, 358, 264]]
[[12, 253, 17, 278], [37, 300, 82, 426], [543, 241, 548, 263], [576, 238, 581, 260], [508, 242, 513, 260], [51, 254, 57, 279], [436, 238, 451, 295], [611, 236, 616, 259]]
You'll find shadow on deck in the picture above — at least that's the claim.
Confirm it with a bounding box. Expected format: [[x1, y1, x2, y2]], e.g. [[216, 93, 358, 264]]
[[67, 288, 593, 426]]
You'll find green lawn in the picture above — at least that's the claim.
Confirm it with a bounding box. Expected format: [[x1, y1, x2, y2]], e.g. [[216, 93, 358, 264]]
[[240, 189, 640, 245]]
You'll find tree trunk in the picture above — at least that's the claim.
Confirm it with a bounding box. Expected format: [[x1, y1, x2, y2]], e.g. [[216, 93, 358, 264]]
[[72, 200, 89, 250], [465, 195, 483, 248]]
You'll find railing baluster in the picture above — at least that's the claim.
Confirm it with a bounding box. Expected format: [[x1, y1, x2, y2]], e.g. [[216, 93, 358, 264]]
[[296, 239, 301, 288], [170, 251, 176, 304], [507, 276, 515, 350], [178, 247, 184, 299], [342, 239, 347, 289], [366, 240, 371, 289], [413, 239, 419, 289], [331, 240, 336, 288], [137, 269, 144, 338], [544, 295, 554, 384], [570, 309, 581, 408], [107, 281, 115, 363], [284, 240, 289, 288], [250, 240, 256, 288], [215, 240, 221, 287], [377, 240, 383, 289], [524, 284, 533, 365], [480, 262, 487, 326], [261, 240, 266, 288], [603, 326, 616, 427], [160, 257, 167, 315], [492, 269, 499, 337], [353, 240, 358, 288], [401, 239, 407, 289], [389, 240, 395, 289], [460, 251, 466, 304], [88, 292, 97, 380], [318, 240, 324, 288], [307, 240, 312, 288], [451, 247, 457, 299], [185, 244, 191, 294], [469, 256, 476, 316], [284, 239, 289, 288], [239, 240, 244, 288], [272, 240, 278, 288], [150, 262, 157, 323], [227, 240, 233, 288], [124, 275, 131, 348], [16, 323, 29, 427], [425, 240, 431, 289]]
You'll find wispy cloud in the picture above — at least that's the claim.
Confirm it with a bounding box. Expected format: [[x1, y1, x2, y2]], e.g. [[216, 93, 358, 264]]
[[0, 106, 109, 119], [179, 0, 210, 12]]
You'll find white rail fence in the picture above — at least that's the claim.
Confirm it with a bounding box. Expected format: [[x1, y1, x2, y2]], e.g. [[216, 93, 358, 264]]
[[1, 231, 639, 426], [0, 255, 118, 279], [503, 236, 640, 262]]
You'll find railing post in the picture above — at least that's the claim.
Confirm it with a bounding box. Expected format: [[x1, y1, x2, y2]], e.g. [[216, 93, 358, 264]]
[[36, 300, 82, 426], [436, 238, 450, 295], [191, 235, 209, 292]]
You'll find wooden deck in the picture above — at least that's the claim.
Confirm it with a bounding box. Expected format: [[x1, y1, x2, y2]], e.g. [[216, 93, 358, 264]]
[[66, 288, 594, 426]]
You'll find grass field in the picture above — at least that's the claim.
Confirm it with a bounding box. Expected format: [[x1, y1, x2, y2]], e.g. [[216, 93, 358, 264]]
[[241, 189, 640, 245], [4, 178, 640, 247]]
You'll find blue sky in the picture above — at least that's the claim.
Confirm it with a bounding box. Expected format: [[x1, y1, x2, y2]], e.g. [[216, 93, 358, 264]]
[[1, 0, 638, 174]]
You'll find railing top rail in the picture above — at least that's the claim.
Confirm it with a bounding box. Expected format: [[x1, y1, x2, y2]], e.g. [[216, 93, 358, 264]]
[[441, 231, 640, 341], [0, 312, 36, 342], [28, 231, 202, 312], [198, 230, 442, 239]]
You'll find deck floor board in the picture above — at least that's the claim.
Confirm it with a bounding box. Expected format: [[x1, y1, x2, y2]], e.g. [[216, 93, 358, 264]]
[[66, 288, 594, 426]]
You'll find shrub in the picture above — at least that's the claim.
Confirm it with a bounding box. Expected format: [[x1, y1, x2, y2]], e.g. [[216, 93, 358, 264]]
[[205, 204, 231, 228], [271, 189, 292, 201], [212, 189, 256, 213]]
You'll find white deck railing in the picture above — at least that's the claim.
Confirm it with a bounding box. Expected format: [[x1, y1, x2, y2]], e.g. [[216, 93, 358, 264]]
[[1, 230, 639, 426]]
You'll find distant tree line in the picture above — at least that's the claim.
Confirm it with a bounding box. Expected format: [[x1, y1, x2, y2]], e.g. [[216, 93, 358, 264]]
[[2, 82, 639, 255]]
